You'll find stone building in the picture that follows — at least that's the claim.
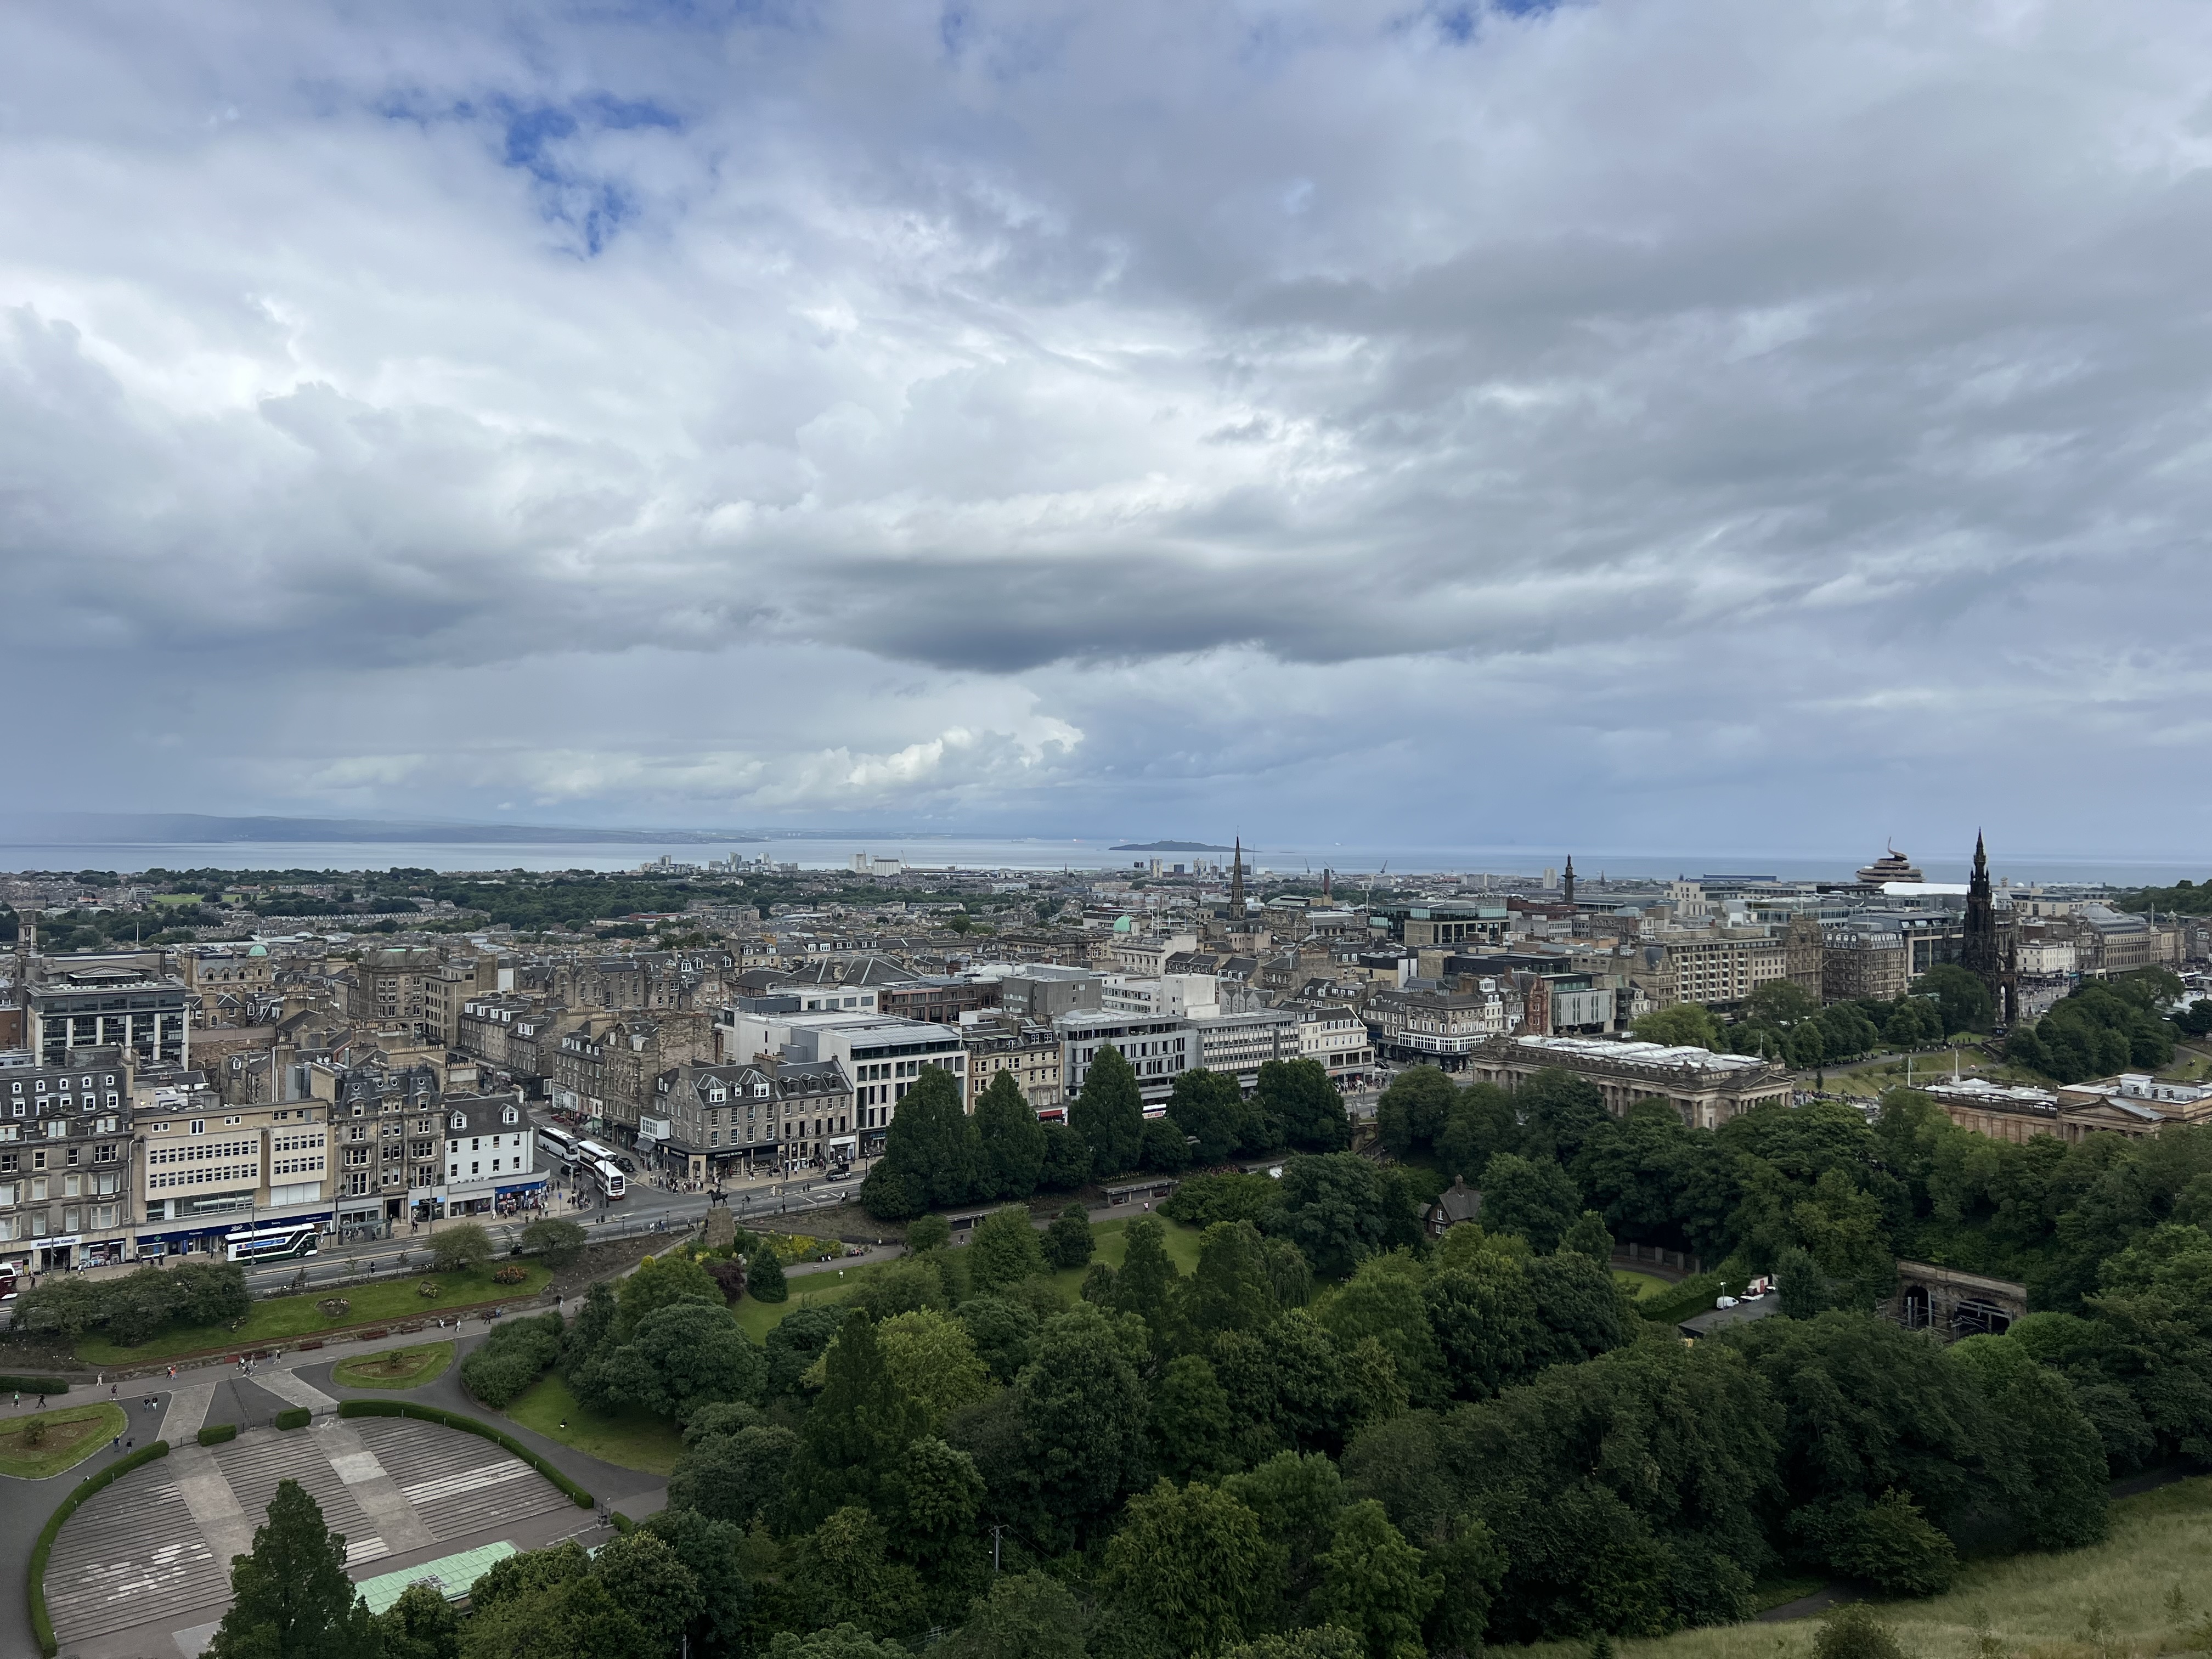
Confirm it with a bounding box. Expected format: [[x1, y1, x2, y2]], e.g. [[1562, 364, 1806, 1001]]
[[647, 1058, 855, 1179], [0, 1046, 134, 1267], [1462, 1034, 1792, 1130]]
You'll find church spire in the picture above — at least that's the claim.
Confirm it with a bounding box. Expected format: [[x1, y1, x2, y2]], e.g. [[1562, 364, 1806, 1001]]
[[1563, 855, 1576, 906], [1228, 837, 1247, 922]]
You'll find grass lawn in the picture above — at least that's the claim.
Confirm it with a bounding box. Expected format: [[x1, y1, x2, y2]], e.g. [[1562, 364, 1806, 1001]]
[[1611, 1269, 1670, 1300], [1505, 1476, 2212, 1659], [331, 1342, 455, 1390], [77, 1263, 554, 1365], [731, 1215, 1205, 1343], [0, 1402, 126, 1479], [501, 1372, 684, 1475]]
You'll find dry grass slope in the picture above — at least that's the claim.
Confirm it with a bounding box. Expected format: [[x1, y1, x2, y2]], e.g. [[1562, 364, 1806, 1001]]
[[1514, 1477, 2212, 1659]]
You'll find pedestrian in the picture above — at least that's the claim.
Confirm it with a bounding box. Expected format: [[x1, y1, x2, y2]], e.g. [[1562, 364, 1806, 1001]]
[[125, 1438, 132, 1451], [111, 1435, 119, 1451], [37, 1395, 47, 1410], [11, 1392, 16, 1412]]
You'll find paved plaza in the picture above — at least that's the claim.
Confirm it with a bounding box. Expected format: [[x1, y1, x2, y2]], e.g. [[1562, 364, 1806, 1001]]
[[13, 1324, 669, 1659]]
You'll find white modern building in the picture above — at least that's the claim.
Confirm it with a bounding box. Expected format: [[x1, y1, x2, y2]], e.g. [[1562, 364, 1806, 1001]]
[[1054, 1012, 1192, 1110]]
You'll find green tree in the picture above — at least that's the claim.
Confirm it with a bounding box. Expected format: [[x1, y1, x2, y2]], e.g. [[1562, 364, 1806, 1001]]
[[1142, 1115, 1194, 1173], [1257, 1058, 1350, 1153], [1015, 1303, 1153, 1545], [1312, 1500, 1441, 1659], [877, 1308, 995, 1427], [1916, 964, 1995, 1035], [1042, 1204, 1096, 1269], [1949, 1335, 2110, 1550], [939, 1572, 1087, 1659], [1631, 1003, 1722, 1049], [598, 1299, 766, 1420], [1185, 1220, 1279, 1339], [767, 1626, 909, 1659], [206, 1479, 381, 1659], [864, 1067, 980, 1218], [1421, 1514, 1506, 1657], [1220, 1633, 1363, 1659], [765, 1304, 849, 1394], [1073, 1045, 1146, 1178], [1152, 1353, 1242, 1481], [667, 1422, 797, 1527], [789, 1312, 932, 1523], [1435, 1083, 1520, 1182], [591, 1528, 706, 1652], [968, 1205, 1048, 1294], [1167, 1069, 1249, 1164], [907, 1213, 953, 1253], [1477, 1153, 1581, 1252], [1319, 1253, 1447, 1409], [428, 1222, 493, 1275], [520, 1216, 588, 1268], [640, 1507, 752, 1658], [1111, 1216, 1184, 1346], [1277, 1154, 1403, 1280], [1375, 1067, 1459, 1158], [788, 1506, 928, 1639], [376, 1583, 460, 1659], [1812, 1605, 1909, 1659], [617, 1251, 725, 1338], [1102, 1479, 1277, 1656], [1040, 1121, 1093, 1190], [1222, 1449, 1346, 1601], [975, 1071, 1047, 1200], [1747, 980, 1820, 1028], [749, 1243, 789, 1302], [1559, 1210, 1615, 1264], [1775, 1244, 1829, 1319], [957, 1294, 1041, 1384], [1514, 1069, 1611, 1163]]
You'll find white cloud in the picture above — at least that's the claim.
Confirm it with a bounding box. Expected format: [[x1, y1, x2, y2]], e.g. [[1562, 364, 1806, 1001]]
[[4, 0, 2212, 857]]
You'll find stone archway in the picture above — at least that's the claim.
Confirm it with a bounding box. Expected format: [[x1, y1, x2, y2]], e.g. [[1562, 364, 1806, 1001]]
[[1881, 1261, 2028, 1342]]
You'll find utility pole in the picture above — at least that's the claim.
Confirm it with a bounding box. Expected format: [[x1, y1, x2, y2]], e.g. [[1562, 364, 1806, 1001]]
[[989, 1523, 1006, 1573]]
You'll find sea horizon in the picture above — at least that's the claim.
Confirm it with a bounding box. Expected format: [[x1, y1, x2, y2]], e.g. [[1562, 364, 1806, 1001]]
[[0, 836, 2198, 889]]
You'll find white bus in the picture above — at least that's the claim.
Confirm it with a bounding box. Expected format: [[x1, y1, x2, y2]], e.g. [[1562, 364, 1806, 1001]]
[[590, 1157, 628, 1201], [578, 1137, 617, 1167], [539, 1124, 579, 1166], [225, 1221, 321, 1263]]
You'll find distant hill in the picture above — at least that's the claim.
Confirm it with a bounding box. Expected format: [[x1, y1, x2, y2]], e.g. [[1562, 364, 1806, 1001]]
[[1111, 840, 1235, 853], [0, 813, 766, 847]]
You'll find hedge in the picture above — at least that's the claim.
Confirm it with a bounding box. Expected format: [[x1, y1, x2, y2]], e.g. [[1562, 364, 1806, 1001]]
[[337, 1400, 592, 1508], [196, 1423, 237, 1446], [275, 1407, 311, 1431], [27, 1440, 170, 1656], [0, 1375, 69, 1395], [608, 1509, 636, 1534], [458, 1310, 565, 1408], [1637, 1269, 1724, 1327]]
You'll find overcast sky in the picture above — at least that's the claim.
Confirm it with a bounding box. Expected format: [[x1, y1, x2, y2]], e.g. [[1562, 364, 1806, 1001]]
[[6, 1, 2211, 861]]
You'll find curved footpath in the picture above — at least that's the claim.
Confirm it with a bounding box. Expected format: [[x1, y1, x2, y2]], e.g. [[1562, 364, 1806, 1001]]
[[4, 1321, 669, 1659]]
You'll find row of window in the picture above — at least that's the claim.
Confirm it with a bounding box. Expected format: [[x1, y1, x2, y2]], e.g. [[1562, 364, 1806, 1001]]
[[0, 1171, 123, 1205], [149, 1166, 255, 1189], [149, 1139, 257, 1165], [272, 1157, 326, 1176], [0, 1145, 115, 1172], [8, 1093, 120, 1115], [0, 1204, 121, 1240]]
